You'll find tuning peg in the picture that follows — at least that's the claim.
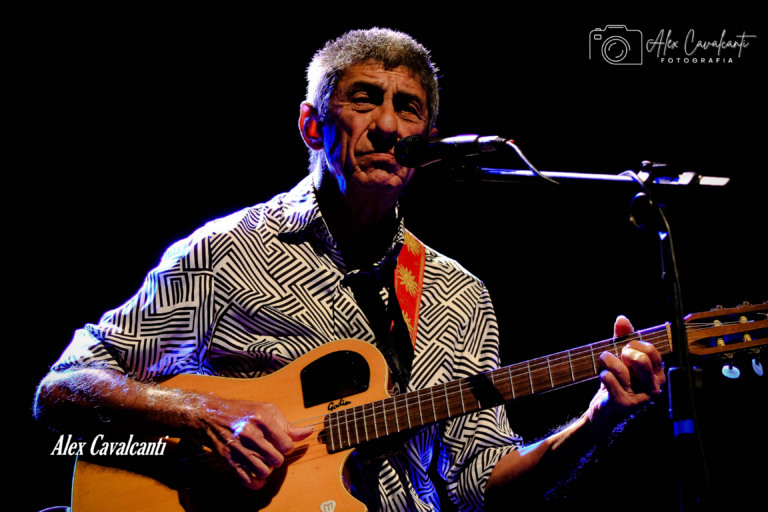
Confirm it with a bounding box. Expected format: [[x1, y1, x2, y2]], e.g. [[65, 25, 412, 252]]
[[720, 353, 740, 379], [721, 363, 741, 379], [751, 349, 763, 377]]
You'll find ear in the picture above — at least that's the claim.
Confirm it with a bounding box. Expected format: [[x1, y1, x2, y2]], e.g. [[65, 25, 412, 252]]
[[299, 102, 324, 150]]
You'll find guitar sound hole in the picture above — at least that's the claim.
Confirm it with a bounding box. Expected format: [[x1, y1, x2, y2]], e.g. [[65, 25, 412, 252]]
[[300, 350, 370, 408]]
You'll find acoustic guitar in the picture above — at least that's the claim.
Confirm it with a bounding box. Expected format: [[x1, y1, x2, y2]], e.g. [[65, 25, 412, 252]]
[[70, 302, 767, 511]]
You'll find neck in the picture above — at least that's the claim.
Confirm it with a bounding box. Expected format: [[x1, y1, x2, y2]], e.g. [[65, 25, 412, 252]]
[[315, 169, 400, 269]]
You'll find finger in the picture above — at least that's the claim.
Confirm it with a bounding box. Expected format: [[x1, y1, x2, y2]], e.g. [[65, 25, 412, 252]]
[[253, 405, 303, 454], [599, 368, 647, 409], [289, 424, 314, 441], [621, 346, 659, 394], [614, 315, 635, 338], [237, 447, 278, 478], [230, 458, 269, 490], [226, 435, 282, 483], [599, 350, 633, 391], [626, 339, 664, 374], [262, 418, 300, 454], [236, 426, 287, 468], [217, 435, 272, 489]]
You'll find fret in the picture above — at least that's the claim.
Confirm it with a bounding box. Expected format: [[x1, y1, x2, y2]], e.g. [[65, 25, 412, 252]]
[[531, 356, 551, 393], [328, 414, 337, 452], [510, 362, 531, 397], [404, 393, 412, 429], [352, 406, 360, 445], [382, 399, 390, 436], [429, 386, 437, 423], [371, 402, 379, 439], [343, 409, 352, 448], [417, 390, 424, 426], [527, 361, 534, 394], [429, 383, 448, 422], [546, 355, 554, 388], [593, 340, 611, 369], [332, 410, 343, 450], [507, 365, 515, 399], [549, 352, 569, 387], [567, 350, 575, 382], [444, 383, 451, 417], [589, 343, 597, 374], [334, 411, 343, 451], [393, 396, 401, 432], [406, 394, 415, 430], [488, 370, 499, 406], [358, 405, 366, 442], [458, 380, 466, 414], [572, 346, 595, 380]]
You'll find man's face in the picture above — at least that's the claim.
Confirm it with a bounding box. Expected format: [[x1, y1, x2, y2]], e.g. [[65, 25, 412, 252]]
[[320, 62, 431, 204]]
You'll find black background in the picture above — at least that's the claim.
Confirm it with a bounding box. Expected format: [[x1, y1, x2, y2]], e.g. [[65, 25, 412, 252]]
[[16, 6, 765, 510]]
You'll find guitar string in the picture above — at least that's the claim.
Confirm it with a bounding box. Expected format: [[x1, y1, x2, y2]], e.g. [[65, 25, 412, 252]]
[[279, 319, 760, 461], [177, 316, 764, 469], [291, 321, 733, 436], [288, 321, 727, 439]]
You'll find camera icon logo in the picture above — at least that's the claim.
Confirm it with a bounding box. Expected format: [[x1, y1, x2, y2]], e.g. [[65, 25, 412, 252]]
[[589, 25, 644, 65]]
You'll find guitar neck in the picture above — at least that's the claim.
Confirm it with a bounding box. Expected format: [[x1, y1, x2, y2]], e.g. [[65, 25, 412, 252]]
[[324, 324, 673, 452]]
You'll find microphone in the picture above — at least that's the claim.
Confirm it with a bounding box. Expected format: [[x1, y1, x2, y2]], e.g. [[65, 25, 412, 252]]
[[394, 134, 510, 167]]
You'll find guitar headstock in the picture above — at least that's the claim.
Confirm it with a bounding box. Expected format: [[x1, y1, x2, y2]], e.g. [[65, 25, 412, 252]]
[[684, 301, 767, 377]]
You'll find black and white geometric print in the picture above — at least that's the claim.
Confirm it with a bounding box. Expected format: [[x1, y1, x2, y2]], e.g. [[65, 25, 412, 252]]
[[53, 173, 520, 512]]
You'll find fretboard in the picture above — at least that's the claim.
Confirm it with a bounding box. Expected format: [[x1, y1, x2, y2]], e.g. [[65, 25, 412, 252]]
[[324, 324, 673, 452]]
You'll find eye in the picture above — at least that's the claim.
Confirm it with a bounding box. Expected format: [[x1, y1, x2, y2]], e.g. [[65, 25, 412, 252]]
[[349, 86, 382, 110], [395, 98, 425, 120], [352, 94, 374, 106]]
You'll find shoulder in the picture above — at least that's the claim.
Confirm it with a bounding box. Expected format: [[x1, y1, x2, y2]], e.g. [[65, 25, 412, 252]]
[[159, 179, 314, 267], [411, 234, 491, 310], [421, 238, 486, 289]]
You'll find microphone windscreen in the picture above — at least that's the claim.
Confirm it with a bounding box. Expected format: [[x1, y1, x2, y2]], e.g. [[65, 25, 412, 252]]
[[394, 135, 428, 167]]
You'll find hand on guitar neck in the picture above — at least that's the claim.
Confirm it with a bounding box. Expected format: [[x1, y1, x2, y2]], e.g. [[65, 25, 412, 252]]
[[585, 315, 667, 433], [486, 315, 667, 505]]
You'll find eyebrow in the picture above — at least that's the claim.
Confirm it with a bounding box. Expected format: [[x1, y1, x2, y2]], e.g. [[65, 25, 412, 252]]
[[346, 81, 426, 109]]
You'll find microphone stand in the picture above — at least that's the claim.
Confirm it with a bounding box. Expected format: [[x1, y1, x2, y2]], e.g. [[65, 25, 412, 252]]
[[450, 158, 720, 510]]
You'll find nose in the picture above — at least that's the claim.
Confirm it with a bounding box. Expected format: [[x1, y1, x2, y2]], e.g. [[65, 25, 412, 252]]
[[368, 102, 400, 150]]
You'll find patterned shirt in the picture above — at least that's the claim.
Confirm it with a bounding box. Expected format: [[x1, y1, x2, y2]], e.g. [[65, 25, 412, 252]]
[[53, 171, 520, 511]]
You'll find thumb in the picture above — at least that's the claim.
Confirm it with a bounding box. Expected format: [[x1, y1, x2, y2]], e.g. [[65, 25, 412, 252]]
[[614, 315, 634, 338]]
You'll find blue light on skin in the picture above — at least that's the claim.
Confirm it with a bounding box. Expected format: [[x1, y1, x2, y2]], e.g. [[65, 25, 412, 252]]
[[231, 418, 249, 437], [752, 358, 764, 376]]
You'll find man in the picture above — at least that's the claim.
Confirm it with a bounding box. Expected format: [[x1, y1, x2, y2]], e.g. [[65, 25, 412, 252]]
[[35, 28, 665, 511]]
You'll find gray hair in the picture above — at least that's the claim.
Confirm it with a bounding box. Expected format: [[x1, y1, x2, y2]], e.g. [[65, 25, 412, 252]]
[[305, 28, 440, 168]]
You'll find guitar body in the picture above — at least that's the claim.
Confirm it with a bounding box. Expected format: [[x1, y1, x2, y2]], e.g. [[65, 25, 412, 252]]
[[71, 339, 391, 512], [70, 302, 768, 511]]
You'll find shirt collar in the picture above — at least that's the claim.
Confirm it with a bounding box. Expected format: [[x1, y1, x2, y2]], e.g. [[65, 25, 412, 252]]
[[277, 172, 325, 238], [277, 170, 406, 271]]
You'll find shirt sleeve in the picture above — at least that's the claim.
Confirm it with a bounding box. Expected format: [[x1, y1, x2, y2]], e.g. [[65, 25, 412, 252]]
[[438, 285, 521, 511], [51, 228, 217, 380]]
